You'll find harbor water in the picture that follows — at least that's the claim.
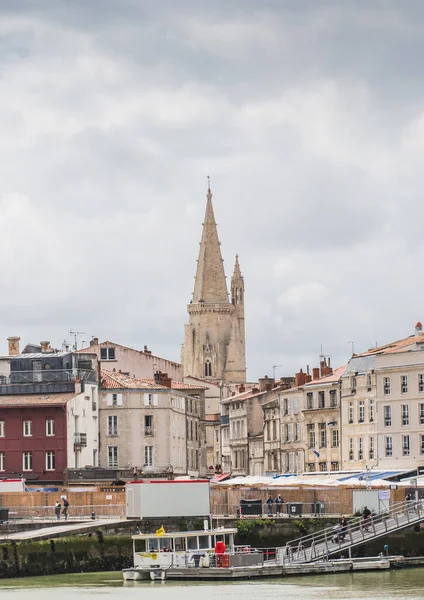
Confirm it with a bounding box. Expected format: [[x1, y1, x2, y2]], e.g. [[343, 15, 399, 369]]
[[0, 569, 423, 598]]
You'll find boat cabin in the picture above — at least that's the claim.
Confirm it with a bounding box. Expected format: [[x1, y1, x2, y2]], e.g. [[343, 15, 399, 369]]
[[131, 527, 237, 569]]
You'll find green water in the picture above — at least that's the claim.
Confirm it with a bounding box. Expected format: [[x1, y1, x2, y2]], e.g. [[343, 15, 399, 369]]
[[0, 569, 423, 598]]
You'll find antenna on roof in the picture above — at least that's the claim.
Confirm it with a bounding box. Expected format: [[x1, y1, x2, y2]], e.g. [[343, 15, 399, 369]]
[[347, 340, 355, 356], [69, 331, 85, 351]]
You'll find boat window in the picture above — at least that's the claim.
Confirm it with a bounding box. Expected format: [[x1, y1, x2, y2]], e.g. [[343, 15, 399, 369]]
[[134, 539, 146, 552], [159, 538, 171, 552], [148, 538, 159, 552], [224, 535, 232, 547], [198, 535, 210, 550], [174, 537, 185, 551], [187, 536, 198, 550]]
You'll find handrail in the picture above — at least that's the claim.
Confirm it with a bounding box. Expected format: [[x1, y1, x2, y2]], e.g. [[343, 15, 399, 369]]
[[285, 499, 423, 563]]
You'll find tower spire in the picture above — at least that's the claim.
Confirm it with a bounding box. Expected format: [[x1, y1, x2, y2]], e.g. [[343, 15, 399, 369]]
[[192, 185, 228, 304]]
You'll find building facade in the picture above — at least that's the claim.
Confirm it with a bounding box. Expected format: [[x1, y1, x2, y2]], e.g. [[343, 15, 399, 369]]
[[99, 370, 202, 476], [181, 186, 246, 384]]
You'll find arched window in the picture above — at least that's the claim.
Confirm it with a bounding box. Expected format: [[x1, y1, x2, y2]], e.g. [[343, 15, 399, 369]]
[[204, 360, 212, 377]]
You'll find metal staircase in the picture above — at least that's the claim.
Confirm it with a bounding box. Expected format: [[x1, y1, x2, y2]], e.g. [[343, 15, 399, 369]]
[[284, 500, 424, 564]]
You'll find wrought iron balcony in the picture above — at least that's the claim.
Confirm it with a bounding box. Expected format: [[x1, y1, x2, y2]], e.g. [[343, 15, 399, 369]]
[[74, 433, 87, 447], [108, 427, 118, 437], [144, 426, 154, 436]]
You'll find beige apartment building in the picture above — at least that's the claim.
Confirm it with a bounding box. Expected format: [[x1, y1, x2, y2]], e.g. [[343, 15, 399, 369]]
[[81, 339, 183, 381], [303, 362, 343, 473], [99, 370, 202, 476]]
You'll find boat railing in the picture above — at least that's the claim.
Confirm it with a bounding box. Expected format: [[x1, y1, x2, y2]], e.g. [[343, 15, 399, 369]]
[[211, 501, 341, 518]]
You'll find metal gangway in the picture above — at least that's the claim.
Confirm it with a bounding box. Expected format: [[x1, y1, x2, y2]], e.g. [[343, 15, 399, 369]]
[[284, 499, 424, 564]]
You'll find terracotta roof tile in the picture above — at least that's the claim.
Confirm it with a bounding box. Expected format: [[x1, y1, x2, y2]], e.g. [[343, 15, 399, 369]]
[[101, 370, 166, 390], [356, 335, 424, 357], [0, 393, 76, 407], [171, 381, 208, 391]]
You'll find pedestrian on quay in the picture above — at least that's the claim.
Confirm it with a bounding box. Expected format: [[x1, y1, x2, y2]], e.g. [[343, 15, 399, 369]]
[[54, 500, 61, 520], [62, 498, 70, 521], [362, 506, 371, 532], [266, 495, 274, 516], [339, 515, 349, 541], [275, 495, 283, 516]]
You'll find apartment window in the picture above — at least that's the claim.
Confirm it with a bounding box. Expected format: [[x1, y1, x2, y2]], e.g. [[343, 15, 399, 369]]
[[359, 400, 365, 423], [383, 377, 391, 395], [369, 399, 375, 422], [420, 434, 424, 455], [369, 436, 375, 460], [23, 451, 33, 471], [0, 452, 5, 472], [112, 393, 118, 406], [401, 404, 409, 426], [349, 402, 354, 423], [215, 429, 219, 443], [283, 398, 289, 415], [367, 373, 372, 387], [401, 375, 408, 394], [319, 462, 327, 472], [23, 420, 32, 437], [419, 374, 424, 393], [108, 415, 118, 436], [0, 421, 5, 438], [349, 438, 354, 460], [144, 445, 153, 467], [307, 463, 316, 472], [307, 424, 315, 448], [145, 415, 153, 436], [46, 419, 55, 437], [318, 391, 325, 409], [331, 461, 339, 472], [385, 436, 393, 457], [402, 435, 410, 456], [272, 420, 277, 441], [420, 403, 424, 426], [295, 423, 301, 442], [306, 393, 313, 410], [100, 347, 115, 360], [45, 451, 55, 471], [358, 437, 364, 460], [330, 390, 337, 408], [319, 423, 327, 448], [107, 446, 118, 468], [332, 429, 339, 448], [351, 376, 357, 389], [384, 405, 391, 427], [204, 360, 212, 377]]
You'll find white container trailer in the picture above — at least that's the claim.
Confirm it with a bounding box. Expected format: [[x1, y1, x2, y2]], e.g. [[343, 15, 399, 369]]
[[126, 479, 210, 519]]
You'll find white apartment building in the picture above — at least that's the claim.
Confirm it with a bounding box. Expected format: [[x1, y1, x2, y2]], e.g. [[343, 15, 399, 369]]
[[342, 323, 424, 471], [279, 385, 306, 474]]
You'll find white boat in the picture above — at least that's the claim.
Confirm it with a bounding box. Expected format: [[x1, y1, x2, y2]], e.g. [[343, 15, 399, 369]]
[[122, 525, 263, 581]]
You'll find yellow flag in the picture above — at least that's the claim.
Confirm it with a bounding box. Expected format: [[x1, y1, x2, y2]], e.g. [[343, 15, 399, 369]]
[[156, 526, 165, 537]]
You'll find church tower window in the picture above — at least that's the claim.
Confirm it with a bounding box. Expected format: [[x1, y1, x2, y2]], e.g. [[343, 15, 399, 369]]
[[204, 360, 212, 377]]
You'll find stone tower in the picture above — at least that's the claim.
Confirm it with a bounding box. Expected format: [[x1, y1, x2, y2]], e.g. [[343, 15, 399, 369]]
[[182, 186, 246, 383]]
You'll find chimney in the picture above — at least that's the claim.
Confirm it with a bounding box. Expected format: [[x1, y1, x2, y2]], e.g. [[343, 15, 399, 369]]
[[306, 365, 310, 375], [40, 341, 50, 353], [238, 384, 245, 393], [295, 370, 307, 387], [7, 336, 20, 356], [416, 322, 423, 335], [312, 367, 320, 380], [259, 376, 275, 392], [305, 374, 312, 383], [154, 371, 172, 388], [90, 337, 99, 347], [144, 345, 152, 355]]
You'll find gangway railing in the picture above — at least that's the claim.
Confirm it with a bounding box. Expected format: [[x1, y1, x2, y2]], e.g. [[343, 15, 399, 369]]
[[284, 499, 424, 564]]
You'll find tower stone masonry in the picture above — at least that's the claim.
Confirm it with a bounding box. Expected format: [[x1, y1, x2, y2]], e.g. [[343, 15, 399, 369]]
[[181, 186, 247, 384]]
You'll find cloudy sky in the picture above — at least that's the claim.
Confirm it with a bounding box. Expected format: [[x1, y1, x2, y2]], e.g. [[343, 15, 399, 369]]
[[1, 0, 424, 380]]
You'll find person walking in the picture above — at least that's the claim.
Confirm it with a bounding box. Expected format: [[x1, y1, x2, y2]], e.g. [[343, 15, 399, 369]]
[[339, 515, 349, 541], [275, 495, 283, 516], [266, 495, 274, 516], [62, 498, 69, 521], [362, 506, 371, 532], [54, 500, 61, 520]]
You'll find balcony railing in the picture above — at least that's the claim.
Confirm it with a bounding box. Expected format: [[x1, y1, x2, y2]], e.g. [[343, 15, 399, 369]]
[[0, 369, 97, 385], [74, 433, 87, 447], [108, 428, 118, 436], [144, 426, 154, 436]]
